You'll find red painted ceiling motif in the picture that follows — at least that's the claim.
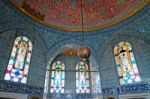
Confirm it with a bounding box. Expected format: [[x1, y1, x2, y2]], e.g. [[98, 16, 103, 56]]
[[12, 0, 146, 31]]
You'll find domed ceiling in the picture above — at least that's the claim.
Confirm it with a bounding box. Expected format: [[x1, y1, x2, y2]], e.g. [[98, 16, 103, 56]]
[[11, 0, 149, 31]]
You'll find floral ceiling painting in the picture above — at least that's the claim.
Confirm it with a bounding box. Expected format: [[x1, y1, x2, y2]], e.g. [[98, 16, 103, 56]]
[[12, 0, 148, 31]]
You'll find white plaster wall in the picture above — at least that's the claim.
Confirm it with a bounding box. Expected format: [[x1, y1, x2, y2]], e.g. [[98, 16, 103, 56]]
[[0, 92, 28, 99]]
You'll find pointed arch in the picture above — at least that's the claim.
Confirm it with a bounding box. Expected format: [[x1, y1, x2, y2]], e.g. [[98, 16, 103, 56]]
[[114, 42, 141, 85], [76, 62, 90, 93], [4, 36, 32, 83], [50, 61, 65, 93]]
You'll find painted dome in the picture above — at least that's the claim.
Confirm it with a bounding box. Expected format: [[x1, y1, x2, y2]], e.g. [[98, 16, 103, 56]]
[[11, 0, 149, 31]]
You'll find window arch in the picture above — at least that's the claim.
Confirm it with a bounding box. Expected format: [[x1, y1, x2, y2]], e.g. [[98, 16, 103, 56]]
[[50, 61, 65, 93], [4, 36, 32, 83], [76, 62, 90, 93], [114, 42, 141, 85]]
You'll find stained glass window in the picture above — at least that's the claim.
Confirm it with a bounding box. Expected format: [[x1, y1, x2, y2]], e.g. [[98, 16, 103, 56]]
[[114, 42, 141, 85], [76, 62, 90, 93], [50, 61, 65, 93], [4, 36, 32, 83]]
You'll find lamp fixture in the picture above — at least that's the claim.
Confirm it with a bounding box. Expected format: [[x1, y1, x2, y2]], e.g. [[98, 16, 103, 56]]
[[77, 0, 91, 61]]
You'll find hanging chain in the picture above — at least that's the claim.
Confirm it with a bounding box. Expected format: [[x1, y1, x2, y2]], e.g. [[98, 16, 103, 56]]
[[80, 0, 85, 46]]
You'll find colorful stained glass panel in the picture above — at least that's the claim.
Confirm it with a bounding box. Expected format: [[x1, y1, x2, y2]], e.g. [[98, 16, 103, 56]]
[[50, 61, 65, 93], [4, 36, 32, 84], [114, 42, 141, 85], [76, 62, 90, 93]]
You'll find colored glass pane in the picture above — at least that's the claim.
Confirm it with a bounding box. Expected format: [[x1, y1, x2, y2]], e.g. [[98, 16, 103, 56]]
[[50, 61, 65, 93], [4, 36, 32, 83], [114, 42, 141, 85], [76, 62, 90, 93]]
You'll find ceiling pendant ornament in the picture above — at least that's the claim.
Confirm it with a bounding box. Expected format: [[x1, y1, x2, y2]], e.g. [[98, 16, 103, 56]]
[[77, 46, 91, 61]]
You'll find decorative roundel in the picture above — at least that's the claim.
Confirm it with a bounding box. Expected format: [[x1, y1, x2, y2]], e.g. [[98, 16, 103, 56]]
[[15, 71, 20, 76], [122, 57, 129, 66], [20, 42, 27, 49], [17, 54, 25, 63]]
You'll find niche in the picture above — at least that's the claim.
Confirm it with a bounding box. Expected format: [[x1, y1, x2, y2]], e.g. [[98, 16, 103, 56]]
[[31, 96, 39, 99], [107, 96, 115, 99]]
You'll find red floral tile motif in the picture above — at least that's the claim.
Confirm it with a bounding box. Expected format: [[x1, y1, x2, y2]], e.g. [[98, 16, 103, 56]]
[[14, 0, 142, 29]]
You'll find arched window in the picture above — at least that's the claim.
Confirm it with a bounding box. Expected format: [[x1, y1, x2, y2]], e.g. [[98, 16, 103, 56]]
[[76, 62, 90, 93], [50, 61, 65, 93], [4, 36, 32, 83], [114, 42, 141, 85]]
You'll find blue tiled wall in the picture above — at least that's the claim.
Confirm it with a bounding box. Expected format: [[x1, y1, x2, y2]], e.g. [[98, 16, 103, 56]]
[[100, 35, 150, 98], [0, 0, 150, 98], [100, 35, 150, 88]]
